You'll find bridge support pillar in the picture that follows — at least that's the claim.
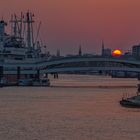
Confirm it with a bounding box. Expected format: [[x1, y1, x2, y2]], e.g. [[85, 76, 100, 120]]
[[0, 66, 3, 80], [138, 73, 140, 80], [36, 69, 40, 80], [0, 66, 4, 87], [17, 67, 21, 82]]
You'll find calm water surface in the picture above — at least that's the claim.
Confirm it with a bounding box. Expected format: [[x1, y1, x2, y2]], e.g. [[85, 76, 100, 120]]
[[0, 75, 140, 140]]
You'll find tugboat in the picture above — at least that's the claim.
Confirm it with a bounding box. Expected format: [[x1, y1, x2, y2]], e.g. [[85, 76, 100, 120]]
[[120, 84, 140, 108]]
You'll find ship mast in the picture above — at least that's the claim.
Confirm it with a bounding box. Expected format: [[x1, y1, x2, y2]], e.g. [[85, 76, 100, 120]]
[[10, 14, 17, 37], [10, 13, 23, 39], [19, 12, 23, 39], [26, 11, 34, 49], [0, 20, 7, 47]]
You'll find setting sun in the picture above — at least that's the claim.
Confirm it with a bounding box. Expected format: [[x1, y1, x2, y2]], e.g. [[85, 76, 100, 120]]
[[112, 49, 122, 56]]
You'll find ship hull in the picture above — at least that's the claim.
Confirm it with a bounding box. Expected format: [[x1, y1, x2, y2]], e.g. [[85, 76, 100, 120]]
[[120, 99, 140, 108]]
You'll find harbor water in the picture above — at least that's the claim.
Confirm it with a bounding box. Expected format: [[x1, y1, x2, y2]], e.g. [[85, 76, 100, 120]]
[[0, 75, 140, 140]]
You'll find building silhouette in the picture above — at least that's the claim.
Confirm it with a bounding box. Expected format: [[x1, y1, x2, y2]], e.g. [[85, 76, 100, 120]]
[[101, 41, 111, 57]]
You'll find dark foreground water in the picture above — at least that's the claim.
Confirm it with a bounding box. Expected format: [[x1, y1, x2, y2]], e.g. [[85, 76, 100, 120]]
[[0, 75, 140, 140]]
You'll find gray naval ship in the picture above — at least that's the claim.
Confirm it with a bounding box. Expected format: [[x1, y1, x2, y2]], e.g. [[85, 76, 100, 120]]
[[0, 11, 50, 86]]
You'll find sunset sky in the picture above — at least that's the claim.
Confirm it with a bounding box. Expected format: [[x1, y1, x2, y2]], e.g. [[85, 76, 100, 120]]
[[0, 0, 140, 55]]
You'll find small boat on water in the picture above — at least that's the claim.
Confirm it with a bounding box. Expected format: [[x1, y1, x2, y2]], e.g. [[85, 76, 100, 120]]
[[120, 84, 140, 108], [18, 78, 50, 86], [120, 96, 140, 108]]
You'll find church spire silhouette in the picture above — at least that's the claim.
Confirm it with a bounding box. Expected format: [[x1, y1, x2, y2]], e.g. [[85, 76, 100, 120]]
[[102, 40, 105, 56], [78, 44, 82, 56]]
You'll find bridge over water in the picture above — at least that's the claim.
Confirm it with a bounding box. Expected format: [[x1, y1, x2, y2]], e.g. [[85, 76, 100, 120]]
[[39, 56, 140, 74], [1, 56, 140, 75]]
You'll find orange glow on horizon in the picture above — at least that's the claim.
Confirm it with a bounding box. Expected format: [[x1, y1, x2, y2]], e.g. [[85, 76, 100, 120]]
[[0, 0, 140, 54], [112, 49, 122, 57]]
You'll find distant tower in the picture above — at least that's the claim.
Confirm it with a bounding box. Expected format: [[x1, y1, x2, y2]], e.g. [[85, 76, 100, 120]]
[[101, 41, 111, 57], [56, 49, 60, 57], [78, 44, 82, 56], [101, 40, 105, 56]]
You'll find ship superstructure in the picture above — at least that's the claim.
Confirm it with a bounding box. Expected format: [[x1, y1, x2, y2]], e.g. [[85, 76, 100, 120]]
[[0, 11, 50, 86], [0, 11, 48, 61]]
